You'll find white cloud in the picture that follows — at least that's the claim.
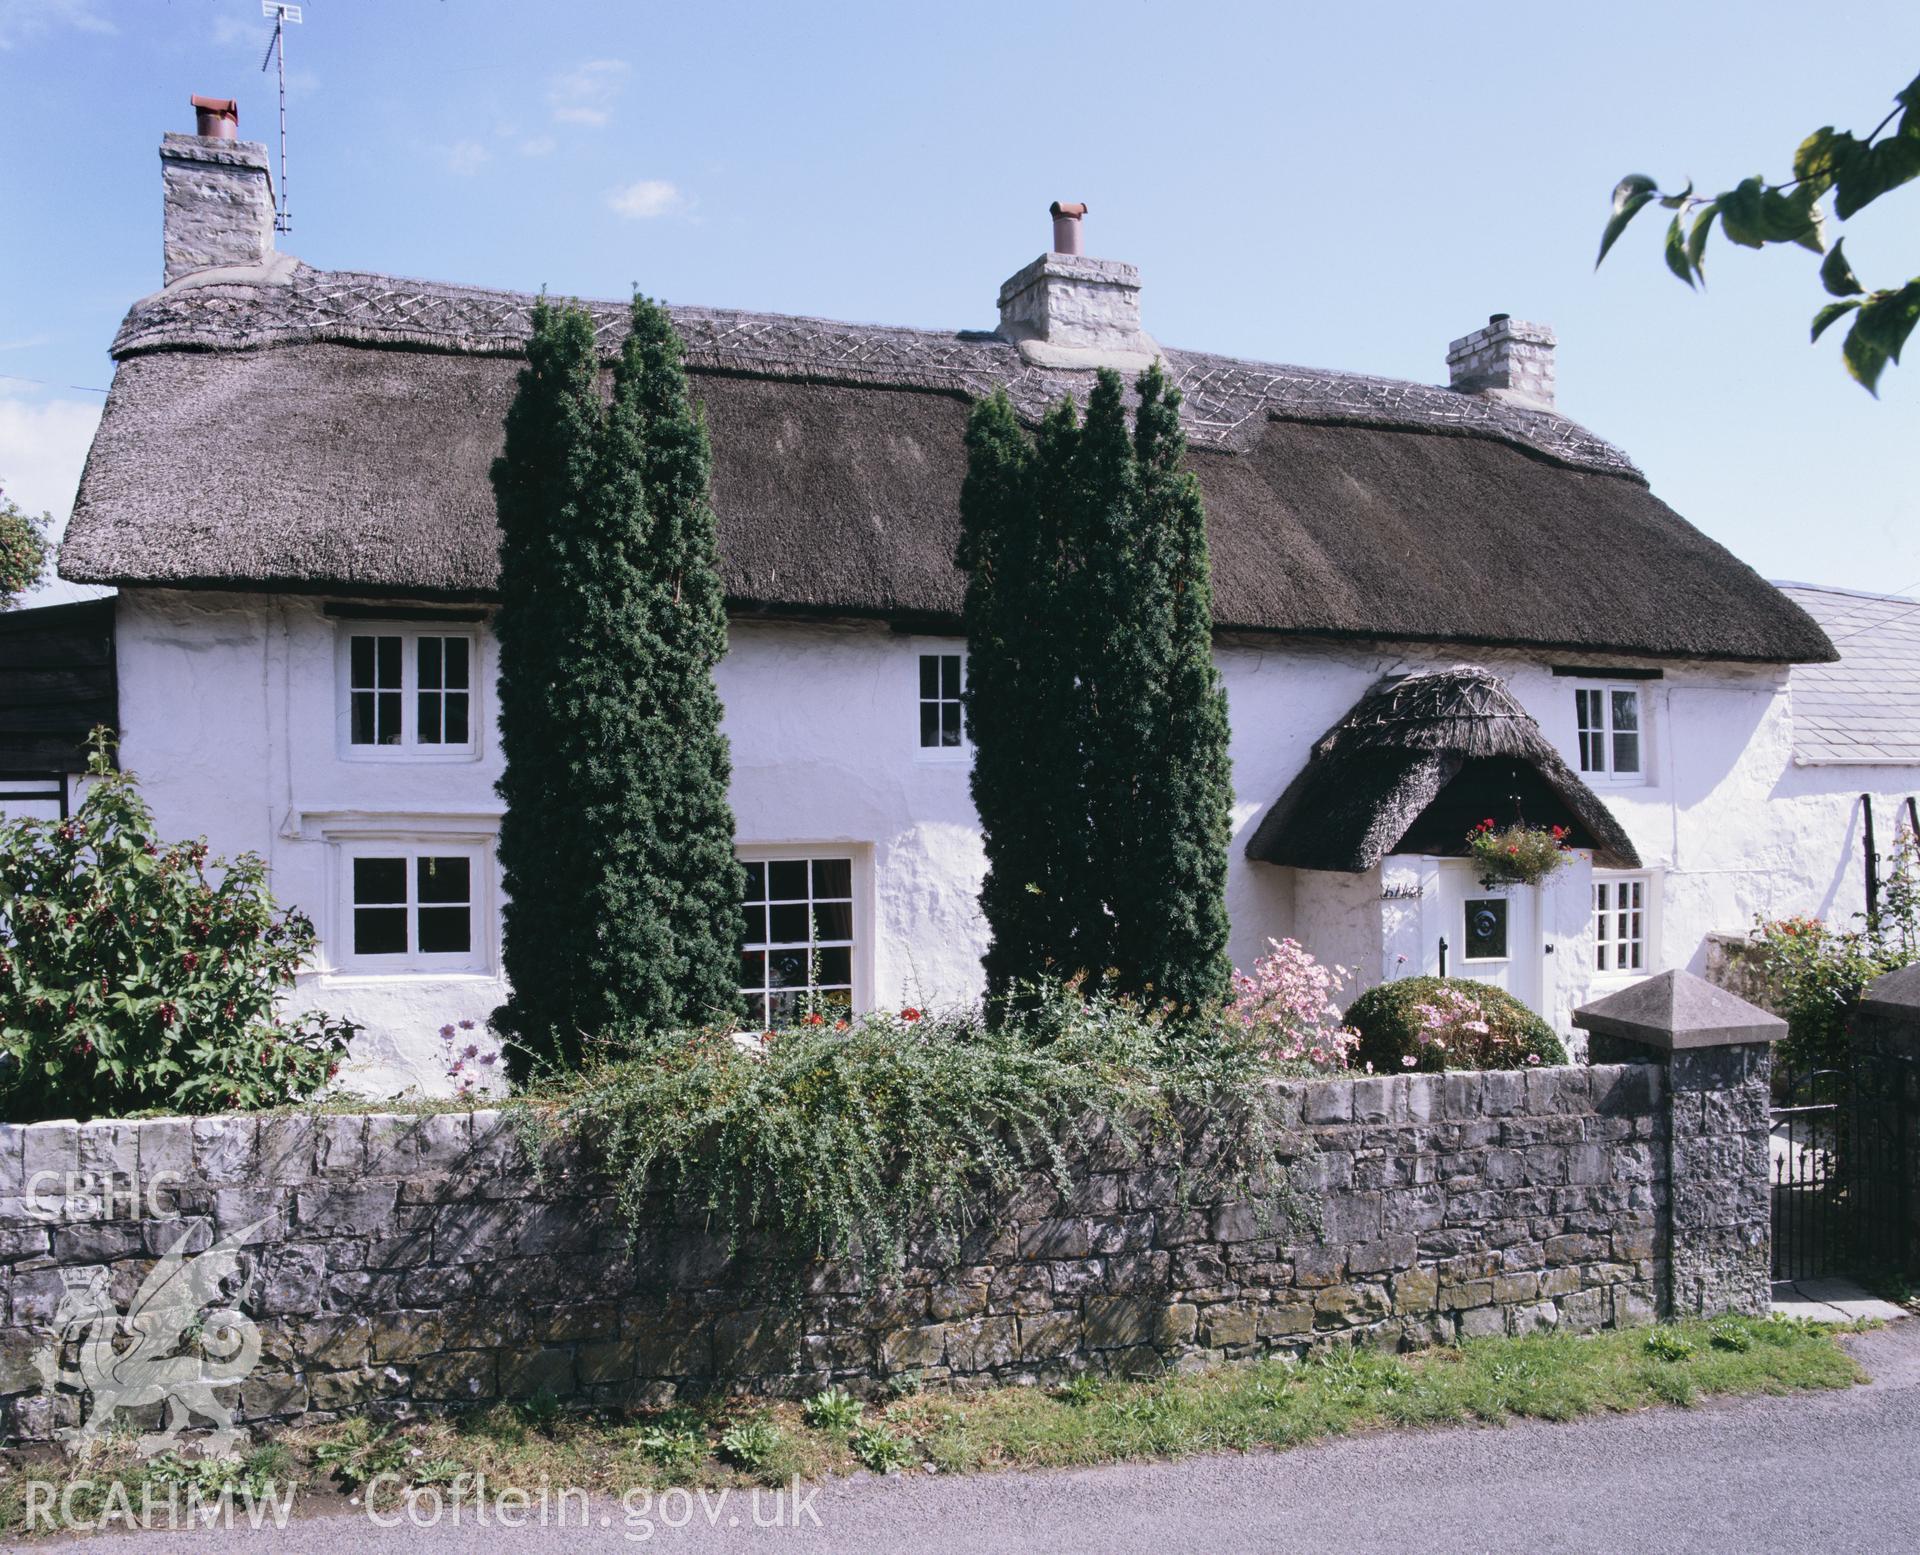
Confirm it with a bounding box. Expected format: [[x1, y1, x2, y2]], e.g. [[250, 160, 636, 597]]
[[519, 134, 558, 158], [0, 389, 107, 605], [549, 58, 628, 128], [606, 179, 684, 220], [210, 9, 255, 48], [441, 139, 491, 177], [0, 0, 113, 49]]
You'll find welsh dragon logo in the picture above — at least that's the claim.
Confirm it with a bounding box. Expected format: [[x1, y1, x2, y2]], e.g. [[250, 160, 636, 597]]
[[32, 1219, 268, 1457]]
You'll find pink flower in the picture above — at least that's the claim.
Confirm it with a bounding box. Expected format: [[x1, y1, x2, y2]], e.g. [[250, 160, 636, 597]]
[[1401, 1055, 1416, 1068]]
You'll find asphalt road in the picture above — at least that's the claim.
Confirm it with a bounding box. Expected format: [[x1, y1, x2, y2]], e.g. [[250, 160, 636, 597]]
[[34, 1322, 1920, 1555]]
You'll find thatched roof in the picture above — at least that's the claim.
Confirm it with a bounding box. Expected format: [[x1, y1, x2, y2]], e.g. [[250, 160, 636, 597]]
[[60, 261, 1836, 664], [1244, 666, 1642, 872]]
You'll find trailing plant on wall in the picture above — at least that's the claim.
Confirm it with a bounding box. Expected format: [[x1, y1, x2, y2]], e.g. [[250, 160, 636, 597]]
[[491, 296, 745, 1080], [957, 366, 1233, 1018], [539, 982, 1329, 1282], [1466, 819, 1573, 890], [0, 731, 355, 1121]]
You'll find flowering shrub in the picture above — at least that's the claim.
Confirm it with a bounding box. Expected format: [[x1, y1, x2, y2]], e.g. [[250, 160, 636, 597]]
[[1226, 938, 1360, 1071], [1752, 828, 1920, 1071], [0, 731, 356, 1121], [1466, 819, 1573, 890], [1345, 976, 1568, 1074]]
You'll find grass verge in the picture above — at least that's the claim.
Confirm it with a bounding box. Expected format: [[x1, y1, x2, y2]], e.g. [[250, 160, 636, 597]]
[[0, 1315, 1868, 1537]]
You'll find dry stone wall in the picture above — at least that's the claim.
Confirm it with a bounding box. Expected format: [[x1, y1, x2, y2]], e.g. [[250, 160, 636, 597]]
[[0, 1057, 1770, 1443]]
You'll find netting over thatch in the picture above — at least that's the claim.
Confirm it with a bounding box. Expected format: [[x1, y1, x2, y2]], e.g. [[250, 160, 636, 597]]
[[1244, 666, 1641, 872]]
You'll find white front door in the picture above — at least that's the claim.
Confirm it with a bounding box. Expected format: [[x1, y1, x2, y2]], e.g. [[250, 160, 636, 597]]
[[1434, 861, 1542, 1012]]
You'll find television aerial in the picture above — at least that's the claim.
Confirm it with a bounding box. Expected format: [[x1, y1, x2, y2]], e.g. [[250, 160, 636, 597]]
[[260, 2, 302, 234]]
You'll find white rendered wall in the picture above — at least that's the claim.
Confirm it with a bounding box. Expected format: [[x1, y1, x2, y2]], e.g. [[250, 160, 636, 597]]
[[112, 589, 1917, 1092]]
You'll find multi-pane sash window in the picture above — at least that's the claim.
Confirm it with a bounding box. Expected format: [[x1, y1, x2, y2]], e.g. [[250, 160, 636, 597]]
[[738, 857, 854, 1027], [344, 630, 476, 754], [347, 848, 481, 969], [919, 653, 964, 749], [1593, 877, 1646, 974], [1575, 685, 1642, 778]]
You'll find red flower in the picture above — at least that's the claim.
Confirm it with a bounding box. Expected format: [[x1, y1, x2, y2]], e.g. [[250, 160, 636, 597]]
[[182, 951, 200, 972], [157, 1002, 177, 1028], [802, 1011, 826, 1026], [833, 1018, 849, 1031], [899, 1007, 922, 1023], [1481, 818, 1495, 831], [1506, 844, 1520, 855]]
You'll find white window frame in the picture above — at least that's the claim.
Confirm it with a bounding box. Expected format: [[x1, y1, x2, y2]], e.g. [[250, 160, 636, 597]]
[[912, 644, 970, 763], [302, 813, 499, 979], [335, 624, 482, 762], [1591, 871, 1653, 979], [1572, 682, 1647, 785], [734, 843, 874, 1025]]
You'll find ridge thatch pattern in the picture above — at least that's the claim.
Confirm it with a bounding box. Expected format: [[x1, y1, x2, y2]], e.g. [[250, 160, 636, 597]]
[[110, 263, 1642, 472]]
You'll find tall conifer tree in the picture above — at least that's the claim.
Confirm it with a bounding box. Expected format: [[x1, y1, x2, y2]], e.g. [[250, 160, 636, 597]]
[[1117, 365, 1232, 1011], [958, 366, 1233, 1017], [492, 297, 743, 1079]]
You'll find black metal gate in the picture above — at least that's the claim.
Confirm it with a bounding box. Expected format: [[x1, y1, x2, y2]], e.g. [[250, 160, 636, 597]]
[[1771, 1050, 1914, 1282]]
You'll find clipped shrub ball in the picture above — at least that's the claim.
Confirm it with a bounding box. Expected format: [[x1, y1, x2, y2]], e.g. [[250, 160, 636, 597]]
[[1345, 976, 1568, 1074]]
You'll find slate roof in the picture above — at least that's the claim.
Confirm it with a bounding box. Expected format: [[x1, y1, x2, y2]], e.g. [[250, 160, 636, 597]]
[[59, 259, 1837, 665], [1777, 584, 1920, 765]]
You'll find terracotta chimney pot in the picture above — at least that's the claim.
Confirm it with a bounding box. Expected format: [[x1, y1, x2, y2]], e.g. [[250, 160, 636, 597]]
[[1049, 201, 1087, 256], [191, 95, 239, 140]]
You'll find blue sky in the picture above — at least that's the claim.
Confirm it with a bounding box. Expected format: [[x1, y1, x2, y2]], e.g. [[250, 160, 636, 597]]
[[3, 0, 1915, 606]]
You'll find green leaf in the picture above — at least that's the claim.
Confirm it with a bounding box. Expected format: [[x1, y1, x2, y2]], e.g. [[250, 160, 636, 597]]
[[1898, 71, 1920, 128], [1657, 179, 1694, 210], [1663, 214, 1695, 286], [1792, 128, 1852, 198], [1841, 280, 1920, 394], [1820, 239, 1865, 298], [1686, 204, 1716, 283], [1835, 135, 1920, 219], [1596, 175, 1659, 267], [1717, 177, 1769, 248]]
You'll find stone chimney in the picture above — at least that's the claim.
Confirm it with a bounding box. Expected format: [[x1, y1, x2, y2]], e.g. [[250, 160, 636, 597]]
[[996, 202, 1158, 372], [1446, 314, 1556, 412], [161, 96, 276, 285]]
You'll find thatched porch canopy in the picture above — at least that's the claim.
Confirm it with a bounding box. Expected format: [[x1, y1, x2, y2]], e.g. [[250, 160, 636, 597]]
[[1244, 666, 1640, 872]]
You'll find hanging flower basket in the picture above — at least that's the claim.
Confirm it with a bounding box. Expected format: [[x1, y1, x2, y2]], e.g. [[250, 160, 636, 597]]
[[1466, 819, 1573, 890]]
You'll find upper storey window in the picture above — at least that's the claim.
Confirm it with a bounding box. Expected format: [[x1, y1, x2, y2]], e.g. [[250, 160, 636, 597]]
[[338, 624, 478, 759], [1574, 684, 1643, 782]]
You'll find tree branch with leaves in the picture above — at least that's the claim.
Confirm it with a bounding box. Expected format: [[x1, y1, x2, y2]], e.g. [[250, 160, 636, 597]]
[[0, 482, 51, 608], [1597, 69, 1920, 393]]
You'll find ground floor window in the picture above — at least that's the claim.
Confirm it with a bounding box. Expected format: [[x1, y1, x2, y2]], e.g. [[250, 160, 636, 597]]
[[1593, 876, 1647, 973], [738, 854, 855, 1027], [341, 843, 487, 972]]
